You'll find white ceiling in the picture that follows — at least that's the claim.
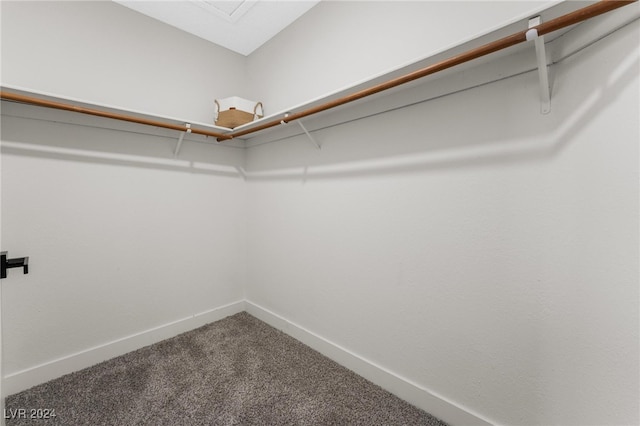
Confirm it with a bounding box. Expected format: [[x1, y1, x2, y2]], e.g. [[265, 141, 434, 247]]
[[114, 0, 320, 56]]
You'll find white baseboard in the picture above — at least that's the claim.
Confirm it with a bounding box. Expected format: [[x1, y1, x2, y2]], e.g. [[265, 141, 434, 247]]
[[4, 299, 494, 425], [3, 300, 245, 397], [245, 300, 494, 426]]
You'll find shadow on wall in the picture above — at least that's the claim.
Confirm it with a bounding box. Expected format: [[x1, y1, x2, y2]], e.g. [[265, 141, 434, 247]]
[[244, 24, 638, 181], [0, 103, 245, 179]]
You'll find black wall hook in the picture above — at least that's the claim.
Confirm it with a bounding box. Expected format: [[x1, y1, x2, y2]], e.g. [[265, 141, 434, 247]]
[[1, 251, 29, 279]]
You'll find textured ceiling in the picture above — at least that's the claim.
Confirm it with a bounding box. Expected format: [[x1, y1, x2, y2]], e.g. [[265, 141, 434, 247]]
[[114, 0, 320, 56]]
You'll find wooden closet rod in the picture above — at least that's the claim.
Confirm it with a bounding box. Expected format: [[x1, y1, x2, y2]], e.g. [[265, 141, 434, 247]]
[[0, 92, 229, 139], [0, 0, 635, 143], [226, 0, 636, 141]]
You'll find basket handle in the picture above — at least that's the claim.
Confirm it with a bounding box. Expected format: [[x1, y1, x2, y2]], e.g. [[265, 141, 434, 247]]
[[214, 100, 221, 119], [254, 102, 263, 119]]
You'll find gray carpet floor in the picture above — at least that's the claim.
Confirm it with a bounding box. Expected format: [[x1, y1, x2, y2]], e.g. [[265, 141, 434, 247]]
[[6, 312, 447, 425]]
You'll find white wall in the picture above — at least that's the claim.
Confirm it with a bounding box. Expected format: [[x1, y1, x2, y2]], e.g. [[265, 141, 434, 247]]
[[245, 14, 639, 426], [1, 106, 247, 390], [1, 0, 247, 394], [247, 0, 553, 114], [1, 1, 638, 425], [0, 1, 247, 123], [0, 180, 4, 426]]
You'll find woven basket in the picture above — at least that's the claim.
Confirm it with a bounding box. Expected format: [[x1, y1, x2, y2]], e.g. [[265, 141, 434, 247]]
[[215, 98, 263, 129]]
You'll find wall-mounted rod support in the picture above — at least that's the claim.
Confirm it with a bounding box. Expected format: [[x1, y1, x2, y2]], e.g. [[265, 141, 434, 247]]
[[0, 1, 634, 144], [1, 251, 29, 279], [528, 16, 551, 114], [298, 120, 321, 149], [174, 131, 186, 158], [174, 123, 191, 158]]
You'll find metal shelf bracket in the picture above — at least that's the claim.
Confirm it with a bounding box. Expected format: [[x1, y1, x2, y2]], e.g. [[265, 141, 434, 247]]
[[298, 120, 321, 150], [527, 16, 551, 114], [174, 123, 191, 158]]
